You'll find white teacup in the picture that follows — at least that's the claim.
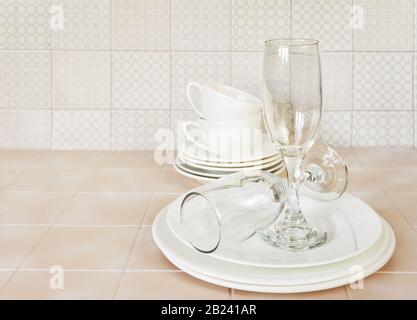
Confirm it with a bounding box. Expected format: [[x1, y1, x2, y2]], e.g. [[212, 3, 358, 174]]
[[186, 81, 262, 121], [182, 114, 263, 159]]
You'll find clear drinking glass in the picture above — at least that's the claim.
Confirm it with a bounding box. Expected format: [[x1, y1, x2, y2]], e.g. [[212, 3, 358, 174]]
[[180, 170, 287, 253], [262, 38, 327, 250]]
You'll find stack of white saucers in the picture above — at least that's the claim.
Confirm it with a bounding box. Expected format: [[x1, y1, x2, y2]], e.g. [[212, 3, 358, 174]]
[[175, 134, 284, 183], [152, 190, 396, 293]]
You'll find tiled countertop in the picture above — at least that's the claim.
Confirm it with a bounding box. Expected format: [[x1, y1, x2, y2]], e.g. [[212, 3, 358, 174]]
[[0, 148, 416, 299]]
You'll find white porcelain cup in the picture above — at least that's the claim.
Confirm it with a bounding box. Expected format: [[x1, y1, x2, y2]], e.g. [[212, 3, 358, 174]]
[[186, 81, 262, 121], [182, 114, 263, 158]]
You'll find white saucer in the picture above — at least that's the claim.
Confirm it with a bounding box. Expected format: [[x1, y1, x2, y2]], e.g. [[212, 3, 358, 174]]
[[153, 206, 395, 293]]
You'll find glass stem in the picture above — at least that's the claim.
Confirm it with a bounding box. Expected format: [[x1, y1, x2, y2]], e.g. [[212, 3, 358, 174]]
[[282, 155, 306, 224]]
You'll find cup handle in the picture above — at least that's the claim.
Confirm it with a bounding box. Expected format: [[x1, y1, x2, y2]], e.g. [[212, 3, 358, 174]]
[[186, 82, 204, 118], [182, 121, 211, 153]]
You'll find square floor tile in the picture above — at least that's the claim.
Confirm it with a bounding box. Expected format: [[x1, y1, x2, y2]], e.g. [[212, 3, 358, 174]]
[[116, 271, 230, 299], [354, 148, 417, 169], [172, 53, 230, 110], [156, 167, 201, 193], [354, 194, 410, 227], [0, 51, 50, 109], [349, 273, 417, 300], [56, 193, 151, 226], [231, 0, 290, 51], [52, 51, 111, 109], [22, 227, 138, 269], [0, 271, 13, 292], [79, 168, 160, 193], [0, 150, 45, 170], [388, 194, 417, 226], [0, 110, 51, 149], [52, 0, 111, 49], [353, 0, 413, 51], [5, 169, 89, 192], [0, 0, 51, 49], [52, 111, 111, 151], [1, 271, 121, 300], [292, 0, 352, 51], [99, 151, 163, 169], [31, 151, 108, 170], [172, 0, 230, 51], [127, 227, 177, 270], [0, 192, 73, 225], [353, 53, 413, 111], [112, 52, 170, 110], [353, 112, 414, 148], [381, 226, 417, 272], [112, 0, 170, 50], [367, 169, 417, 193], [346, 170, 383, 194], [0, 226, 47, 269], [143, 194, 179, 225]]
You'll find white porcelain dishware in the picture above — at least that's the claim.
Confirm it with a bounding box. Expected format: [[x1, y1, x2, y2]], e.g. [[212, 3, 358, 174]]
[[182, 114, 263, 159], [186, 81, 262, 120]]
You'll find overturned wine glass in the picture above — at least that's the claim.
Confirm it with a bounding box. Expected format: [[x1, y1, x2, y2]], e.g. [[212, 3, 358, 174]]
[[180, 143, 348, 253]]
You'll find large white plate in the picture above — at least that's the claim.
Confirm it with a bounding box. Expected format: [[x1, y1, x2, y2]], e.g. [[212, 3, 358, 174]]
[[175, 158, 283, 178], [177, 154, 282, 172], [167, 193, 383, 269], [178, 133, 279, 163], [153, 207, 395, 293]]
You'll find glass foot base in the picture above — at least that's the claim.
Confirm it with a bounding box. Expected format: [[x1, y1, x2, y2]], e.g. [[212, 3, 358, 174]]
[[259, 224, 327, 251]]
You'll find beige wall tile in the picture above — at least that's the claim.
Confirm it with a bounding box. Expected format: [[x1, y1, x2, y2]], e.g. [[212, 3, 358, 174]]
[[0, 226, 47, 269], [0, 192, 73, 225], [1, 271, 121, 300], [348, 273, 417, 300], [5, 169, 90, 192], [56, 194, 151, 226], [127, 227, 177, 271], [22, 227, 138, 269], [116, 271, 230, 300]]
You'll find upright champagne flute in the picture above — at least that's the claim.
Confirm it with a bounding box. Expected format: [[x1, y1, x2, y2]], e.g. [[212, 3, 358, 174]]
[[262, 39, 327, 250]]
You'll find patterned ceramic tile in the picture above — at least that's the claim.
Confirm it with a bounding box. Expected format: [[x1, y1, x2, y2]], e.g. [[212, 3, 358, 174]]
[[52, 51, 111, 109], [353, 53, 413, 110], [231, 52, 262, 98], [353, 111, 413, 147], [231, 0, 290, 51], [354, 0, 413, 51], [0, 0, 51, 49], [0, 51, 50, 109], [52, 111, 111, 150], [0, 110, 51, 149], [319, 111, 352, 147], [170, 110, 198, 146], [171, 53, 230, 110], [321, 53, 352, 111], [113, 52, 170, 110], [112, 0, 170, 50], [171, 0, 230, 51], [292, 0, 352, 51], [52, 0, 111, 50], [112, 111, 170, 150]]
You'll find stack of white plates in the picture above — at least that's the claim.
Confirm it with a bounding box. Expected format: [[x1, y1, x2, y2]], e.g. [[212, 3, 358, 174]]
[[175, 134, 284, 183], [153, 191, 396, 293]]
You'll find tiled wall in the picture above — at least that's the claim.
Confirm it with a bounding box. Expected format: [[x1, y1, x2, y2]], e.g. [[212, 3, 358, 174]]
[[0, 0, 416, 150]]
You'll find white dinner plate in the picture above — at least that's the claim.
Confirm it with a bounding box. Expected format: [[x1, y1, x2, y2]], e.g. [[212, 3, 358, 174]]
[[153, 206, 395, 292], [166, 193, 383, 269]]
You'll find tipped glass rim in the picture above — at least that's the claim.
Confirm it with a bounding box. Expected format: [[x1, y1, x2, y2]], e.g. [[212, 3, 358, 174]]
[[264, 38, 319, 47]]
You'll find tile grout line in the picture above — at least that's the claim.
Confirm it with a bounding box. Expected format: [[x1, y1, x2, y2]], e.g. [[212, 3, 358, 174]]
[[111, 165, 164, 299], [384, 193, 416, 229]]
